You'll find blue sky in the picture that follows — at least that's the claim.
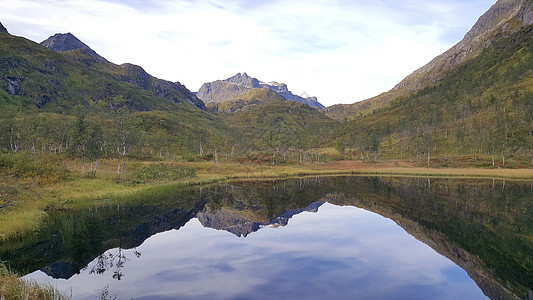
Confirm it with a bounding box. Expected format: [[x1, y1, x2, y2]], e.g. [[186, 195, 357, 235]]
[[0, 0, 496, 106]]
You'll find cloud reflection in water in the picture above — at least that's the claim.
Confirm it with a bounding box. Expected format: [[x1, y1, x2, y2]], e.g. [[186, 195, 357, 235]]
[[26, 203, 487, 300]]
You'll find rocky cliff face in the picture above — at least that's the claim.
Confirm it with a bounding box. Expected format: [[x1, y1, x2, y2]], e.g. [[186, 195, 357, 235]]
[[226, 72, 261, 88], [328, 0, 533, 117], [197, 73, 325, 109]]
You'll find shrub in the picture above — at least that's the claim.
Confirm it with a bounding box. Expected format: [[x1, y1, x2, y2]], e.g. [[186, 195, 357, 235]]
[[0, 152, 68, 184], [134, 163, 196, 182]]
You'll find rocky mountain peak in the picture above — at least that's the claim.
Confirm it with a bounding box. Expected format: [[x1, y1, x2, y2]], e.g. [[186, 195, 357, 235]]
[[41, 33, 86, 52], [40, 33, 107, 62], [197, 73, 325, 109], [226, 72, 261, 89], [0, 22, 9, 34]]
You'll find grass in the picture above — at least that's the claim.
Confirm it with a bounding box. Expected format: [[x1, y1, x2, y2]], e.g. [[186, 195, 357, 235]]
[[0, 262, 69, 300], [1, 154, 533, 240]]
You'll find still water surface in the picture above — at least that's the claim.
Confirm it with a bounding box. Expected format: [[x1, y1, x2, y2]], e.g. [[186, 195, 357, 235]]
[[1, 176, 531, 299], [27, 203, 485, 299]]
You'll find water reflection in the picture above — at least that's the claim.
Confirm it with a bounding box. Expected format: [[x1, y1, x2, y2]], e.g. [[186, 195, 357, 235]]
[[0, 177, 531, 299], [197, 202, 324, 237], [28, 204, 486, 300]]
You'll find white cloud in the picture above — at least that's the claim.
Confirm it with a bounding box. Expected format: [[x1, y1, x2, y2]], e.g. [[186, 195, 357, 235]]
[[0, 0, 495, 107]]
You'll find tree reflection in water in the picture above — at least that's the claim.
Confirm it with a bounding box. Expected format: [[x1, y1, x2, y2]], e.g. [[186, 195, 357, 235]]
[[90, 247, 141, 280]]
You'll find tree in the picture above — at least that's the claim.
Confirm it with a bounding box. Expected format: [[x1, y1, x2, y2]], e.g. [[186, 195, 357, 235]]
[[113, 113, 142, 177], [86, 122, 103, 176], [336, 138, 346, 156], [71, 112, 88, 175]]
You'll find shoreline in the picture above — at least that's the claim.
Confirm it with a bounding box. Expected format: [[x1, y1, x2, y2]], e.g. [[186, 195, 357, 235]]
[[1, 159, 533, 239]]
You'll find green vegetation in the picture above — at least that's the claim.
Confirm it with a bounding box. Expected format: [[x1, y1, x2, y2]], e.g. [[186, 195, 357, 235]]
[[208, 88, 286, 113], [334, 25, 533, 165], [0, 33, 202, 113], [134, 163, 196, 182], [227, 100, 335, 156], [0, 262, 69, 299]]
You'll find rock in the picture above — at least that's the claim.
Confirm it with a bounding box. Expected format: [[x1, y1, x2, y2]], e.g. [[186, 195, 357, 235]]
[[226, 72, 262, 89], [0, 22, 8, 34], [40, 33, 108, 62], [3, 76, 24, 95], [197, 72, 325, 108], [518, 0, 533, 25], [120, 63, 151, 90]]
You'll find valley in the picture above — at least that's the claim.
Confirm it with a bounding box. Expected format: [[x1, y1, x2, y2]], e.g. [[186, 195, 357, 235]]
[[0, 0, 532, 299]]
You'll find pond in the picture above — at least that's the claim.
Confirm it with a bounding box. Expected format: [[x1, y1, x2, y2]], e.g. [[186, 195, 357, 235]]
[[1, 176, 532, 299]]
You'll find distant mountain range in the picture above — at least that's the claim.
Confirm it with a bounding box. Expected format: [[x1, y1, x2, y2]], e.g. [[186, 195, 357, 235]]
[[197, 72, 326, 110]]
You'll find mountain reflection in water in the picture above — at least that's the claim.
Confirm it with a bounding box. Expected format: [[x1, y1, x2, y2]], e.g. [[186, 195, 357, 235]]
[[0, 177, 530, 299]]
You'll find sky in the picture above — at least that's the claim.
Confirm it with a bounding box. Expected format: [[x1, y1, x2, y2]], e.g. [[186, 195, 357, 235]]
[[0, 0, 496, 107]]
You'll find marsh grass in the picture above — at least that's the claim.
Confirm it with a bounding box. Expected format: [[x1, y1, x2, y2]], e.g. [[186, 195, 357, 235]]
[[2, 155, 533, 239], [0, 262, 70, 300]]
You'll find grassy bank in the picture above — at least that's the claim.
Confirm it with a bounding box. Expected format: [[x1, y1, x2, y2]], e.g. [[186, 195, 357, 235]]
[[2, 154, 533, 240], [0, 262, 69, 299]]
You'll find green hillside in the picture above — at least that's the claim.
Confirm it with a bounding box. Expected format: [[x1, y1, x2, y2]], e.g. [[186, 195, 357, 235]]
[[335, 24, 533, 165], [208, 88, 286, 113], [0, 33, 203, 113], [226, 99, 335, 152]]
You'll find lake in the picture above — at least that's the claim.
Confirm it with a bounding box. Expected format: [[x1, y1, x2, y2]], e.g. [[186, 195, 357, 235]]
[[1, 176, 532, 299]]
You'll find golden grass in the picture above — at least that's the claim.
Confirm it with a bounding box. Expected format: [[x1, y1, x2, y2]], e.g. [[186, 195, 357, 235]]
[[194, 160, 533, 181], [0, 263, 69, 300], [2, 157, 533, 239]]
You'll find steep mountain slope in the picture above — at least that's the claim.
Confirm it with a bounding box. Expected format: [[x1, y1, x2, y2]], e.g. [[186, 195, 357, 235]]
[[0, 28, 205, 112], [0, 22, 8, 34], [197, 73, 325, 109], [328, 0, 533, 118], [335, 15, 533, 162]]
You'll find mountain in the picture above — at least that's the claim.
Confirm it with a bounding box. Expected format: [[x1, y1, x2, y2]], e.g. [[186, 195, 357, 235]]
[[328, 0, 533, 118], [328, 0, 533, 164], [0, 26, 205, 112], [40, 33, 108, 63], [197, 72, 325, 109]]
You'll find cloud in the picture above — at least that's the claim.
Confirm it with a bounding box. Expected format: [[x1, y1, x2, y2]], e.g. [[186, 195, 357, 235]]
[[0, 0, 495, 107]]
